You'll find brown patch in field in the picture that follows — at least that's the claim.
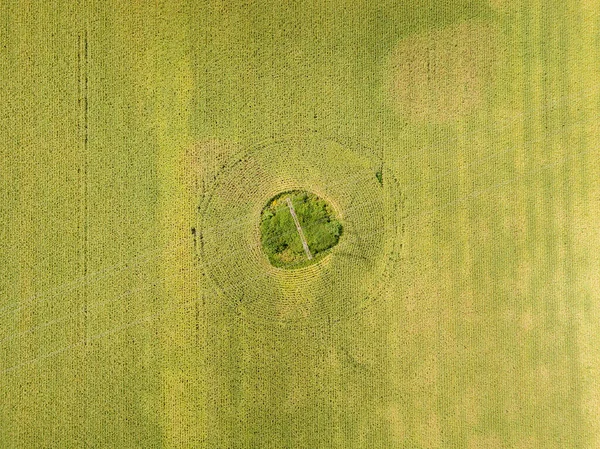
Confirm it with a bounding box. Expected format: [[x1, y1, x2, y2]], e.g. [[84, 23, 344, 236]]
[[386, 22, 499, 123]]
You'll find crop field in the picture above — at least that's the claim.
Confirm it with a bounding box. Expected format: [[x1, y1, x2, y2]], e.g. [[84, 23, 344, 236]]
[[1, 1, 599, 448]]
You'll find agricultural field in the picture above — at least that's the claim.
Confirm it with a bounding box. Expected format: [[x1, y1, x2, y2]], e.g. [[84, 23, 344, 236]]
[[0, 1, 599, 448]]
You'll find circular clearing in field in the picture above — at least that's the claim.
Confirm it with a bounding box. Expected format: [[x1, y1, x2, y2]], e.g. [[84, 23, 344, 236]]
[[197, 135, 405, 327], [260, 190, 343, 269]]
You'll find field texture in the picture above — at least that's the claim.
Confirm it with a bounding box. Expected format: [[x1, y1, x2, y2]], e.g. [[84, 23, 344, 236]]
[[1, 1, 599, 448]]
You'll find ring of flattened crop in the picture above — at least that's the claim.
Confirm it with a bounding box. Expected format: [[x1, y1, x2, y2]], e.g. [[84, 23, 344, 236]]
[[197, 135, 405, 328]]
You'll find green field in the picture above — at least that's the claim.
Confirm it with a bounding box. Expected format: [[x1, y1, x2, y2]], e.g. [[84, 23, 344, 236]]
[[1, 1, 599, 448]]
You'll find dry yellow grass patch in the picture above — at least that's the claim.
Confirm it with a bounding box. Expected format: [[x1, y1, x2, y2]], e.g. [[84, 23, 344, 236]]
[[386, 22, 499, 123]]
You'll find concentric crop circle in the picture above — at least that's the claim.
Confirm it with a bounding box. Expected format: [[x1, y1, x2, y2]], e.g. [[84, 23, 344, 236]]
[[197, 135, 404, 327]]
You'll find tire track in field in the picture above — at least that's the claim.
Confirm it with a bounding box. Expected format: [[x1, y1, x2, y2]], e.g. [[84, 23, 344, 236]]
[[285, 197, 313, 260]]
